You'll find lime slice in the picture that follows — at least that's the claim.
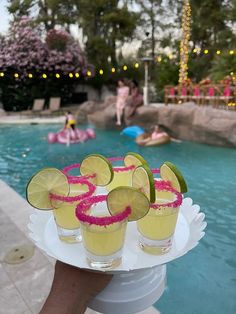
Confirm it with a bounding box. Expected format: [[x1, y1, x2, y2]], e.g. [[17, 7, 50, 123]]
[[124, 152, 148, 168], [132, 164, 156, 203], [107, 186, 150, 221], [26, 168, 70, 210], [160, 161, 188, 193], [80, 154, 114, 186]]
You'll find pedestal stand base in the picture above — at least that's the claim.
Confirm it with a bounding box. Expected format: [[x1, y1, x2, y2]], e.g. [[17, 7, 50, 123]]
[[88, 265, 166, 314]]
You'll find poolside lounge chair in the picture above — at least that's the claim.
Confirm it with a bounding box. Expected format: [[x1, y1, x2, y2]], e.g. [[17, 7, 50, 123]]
[[164, 86, 177, 105], [41, 97, 62, 115], [218, 85, 234, 109], [20, 99, 45, 116]]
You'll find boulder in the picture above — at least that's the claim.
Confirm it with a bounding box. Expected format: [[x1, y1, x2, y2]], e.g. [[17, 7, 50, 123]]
[[0, 108, 6, 117], [77, 98, 236, 147], [88, 102, 117, 129]]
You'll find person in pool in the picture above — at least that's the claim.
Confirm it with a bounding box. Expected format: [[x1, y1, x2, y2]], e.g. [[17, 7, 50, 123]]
[[138, 125, 181, 145], [65, 111, 76, 130], [64, 111, 76, 146], [138, 125, 168, 145]]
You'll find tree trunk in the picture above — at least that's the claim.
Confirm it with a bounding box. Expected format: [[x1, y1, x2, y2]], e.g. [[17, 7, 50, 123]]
[[151, 1, 156, 64]]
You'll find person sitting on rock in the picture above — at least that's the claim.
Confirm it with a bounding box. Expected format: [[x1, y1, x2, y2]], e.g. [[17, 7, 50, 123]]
[[125, 79, 143, 118]]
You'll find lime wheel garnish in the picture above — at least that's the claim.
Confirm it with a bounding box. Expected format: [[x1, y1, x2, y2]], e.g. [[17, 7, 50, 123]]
[[107, 186, 150, 221], [123, 152, 148, 168], [132, 164, 156, 203], [160, 161, 188, 193], [26, 168, 69, 210], [80, 154, 114, 186]]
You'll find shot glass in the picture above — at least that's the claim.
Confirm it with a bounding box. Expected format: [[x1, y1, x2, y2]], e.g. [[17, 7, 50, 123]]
[[50, 178, 96, 244], [137, 181, 183, 255], [76, 195, 130, 269], [106, 165, 134, 192]]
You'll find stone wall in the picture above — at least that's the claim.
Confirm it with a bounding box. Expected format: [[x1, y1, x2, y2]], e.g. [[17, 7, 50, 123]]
[[76, 100, 236, 147]]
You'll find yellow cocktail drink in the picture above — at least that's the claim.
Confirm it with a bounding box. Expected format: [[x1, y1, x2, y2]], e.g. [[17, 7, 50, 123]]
[[137, 207, 179, 240], [106, 167, 133, 191], [76, 195, 130, 269], [51, 180, 96, 243], [81, 219, 127, 256], [137, 189, 182, 255]]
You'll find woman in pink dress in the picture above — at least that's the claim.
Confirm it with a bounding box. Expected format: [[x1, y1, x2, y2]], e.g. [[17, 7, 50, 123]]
[[116, 79, 130, 125]]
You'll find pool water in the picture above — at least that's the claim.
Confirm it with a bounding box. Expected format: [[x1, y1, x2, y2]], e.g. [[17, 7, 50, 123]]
[[0, 124, 236, 314]]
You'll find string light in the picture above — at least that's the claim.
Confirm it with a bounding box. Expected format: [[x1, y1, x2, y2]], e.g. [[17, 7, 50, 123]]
[[216, 50, 221, 55], [14, 73, 19, 78], [28, 73, 33, 78], [168, 54, 173, 60], [157, 56, 162, 62], [0, 72, 4, 77], [55, 73, 60, 78], [75, 73, 80, 78], [134, 63, 139, 68], [99, 69, 104, 75], [42, 73, 47, 79], [87, 70, 92, 77], [193, 48, 197, 53], [230, 72, 234, 76], [123, 65, 128, 71], [69, 73, 73, 78], [111, 67, 116, 73], [179, 0, 191, 84], [204, 49, 209, 54], [229, 50, 234, 55]]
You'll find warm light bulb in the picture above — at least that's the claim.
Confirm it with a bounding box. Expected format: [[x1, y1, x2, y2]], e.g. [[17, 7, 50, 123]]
[[99, 69, 103, 75], [111, 67, 116, 73], [216, 50, 221, 55], [28, 73, 33, 78], [193, 48, 197, 53], [229, 50, 234, 55], [204, 49, 209, 54], [55, 73, 60, 78], [14, 73, 19, 78], [0, 72, 4, 77], [157, 57, 162, 62], [87, 70, 92, 76], [230, 72, 234, 76], [123, 65, 128, 71], [42, 73, 47, 79], [69, 73, 73, 78], [168, 54, 173, 59], [134, 63, 139, 68], [75, 73, 80, 78]]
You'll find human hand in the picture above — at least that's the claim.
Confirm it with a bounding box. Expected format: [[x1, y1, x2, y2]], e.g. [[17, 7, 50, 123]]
[[40, 261, 113, 314]]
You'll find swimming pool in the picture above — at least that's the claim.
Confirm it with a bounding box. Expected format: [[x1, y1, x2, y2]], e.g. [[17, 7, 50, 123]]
[[0, 124, 235, 314]]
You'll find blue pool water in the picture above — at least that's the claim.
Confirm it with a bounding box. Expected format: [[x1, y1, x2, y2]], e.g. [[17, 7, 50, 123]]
[[0, 124, 235, 314]]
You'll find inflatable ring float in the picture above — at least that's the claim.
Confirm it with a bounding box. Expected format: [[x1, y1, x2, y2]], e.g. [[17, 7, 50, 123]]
[[136, 132, 170, 147]]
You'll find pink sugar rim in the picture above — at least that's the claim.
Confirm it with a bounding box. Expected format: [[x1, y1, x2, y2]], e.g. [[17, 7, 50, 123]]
[[62, 157, 160, 179], [151, 180, 183, 209], [62, 163, 96, 181], [76, 195, 131, 226], [50, 179, 96, 203]]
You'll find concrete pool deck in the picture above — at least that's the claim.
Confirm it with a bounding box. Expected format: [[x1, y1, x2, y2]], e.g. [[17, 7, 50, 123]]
[[0, 180, 160, 314], [0, 115, 65, 124]]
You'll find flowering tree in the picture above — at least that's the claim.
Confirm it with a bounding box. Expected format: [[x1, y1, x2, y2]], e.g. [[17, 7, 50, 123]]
[[0, 17, 91, 111]]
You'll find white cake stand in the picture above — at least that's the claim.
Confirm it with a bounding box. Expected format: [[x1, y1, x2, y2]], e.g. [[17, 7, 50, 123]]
[[28, 197, 206, 314]]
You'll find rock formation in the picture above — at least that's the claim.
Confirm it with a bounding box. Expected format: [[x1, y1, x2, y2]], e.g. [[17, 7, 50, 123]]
[[76, 99, 236, 147]]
